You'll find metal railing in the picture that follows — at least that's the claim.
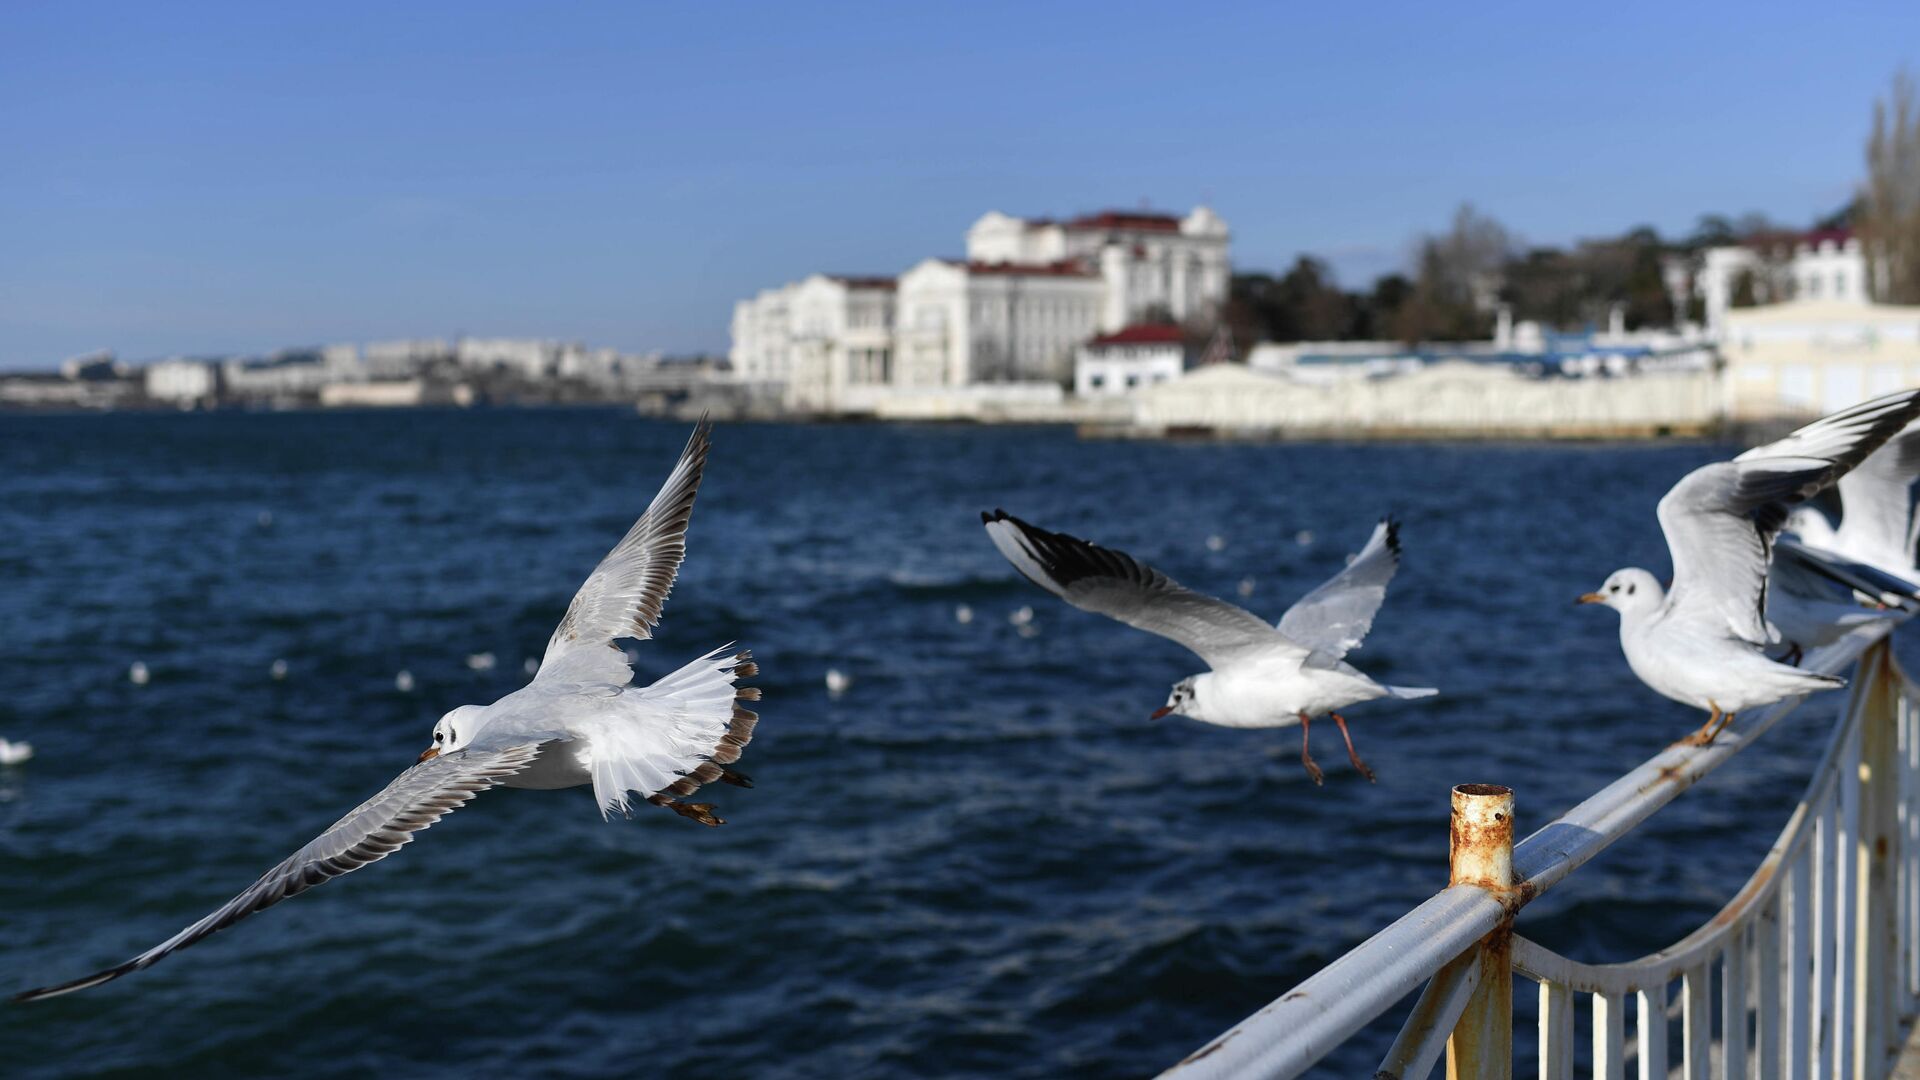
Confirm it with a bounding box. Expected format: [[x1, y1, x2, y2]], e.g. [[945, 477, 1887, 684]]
[[1159, 623, 1920, 1079]]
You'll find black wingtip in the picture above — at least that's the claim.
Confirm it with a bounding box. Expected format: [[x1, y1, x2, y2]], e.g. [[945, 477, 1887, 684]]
[[982, 508, 1012, 526], [1381, 514, 1402, 557]]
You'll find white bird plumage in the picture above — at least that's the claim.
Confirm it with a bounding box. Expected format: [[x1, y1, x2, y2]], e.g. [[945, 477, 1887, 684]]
[[981, 509, 1434, 784], [15, 419, 759, 1002], [1580, 389, 1920, 745]]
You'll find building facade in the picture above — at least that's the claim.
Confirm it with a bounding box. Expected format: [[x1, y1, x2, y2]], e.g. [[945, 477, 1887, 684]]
[[728, 205, 1230, 409], [1720, 299, 1920, 419], [1074, 324, 1186, 397], [1700, 230, 1871, 335]]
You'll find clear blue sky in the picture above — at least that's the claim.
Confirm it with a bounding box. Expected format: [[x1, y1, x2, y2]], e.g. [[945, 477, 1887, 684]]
[[2, 1, 1914, 368]]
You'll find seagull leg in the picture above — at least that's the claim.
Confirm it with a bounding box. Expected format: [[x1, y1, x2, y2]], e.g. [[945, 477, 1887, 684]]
[[1681, 701, 1735, 747], [1298, 713, 1324, 786], [648, 795, 725, 826], [1331, 713, 1376, 783], [1784, 642, 1805, 667]]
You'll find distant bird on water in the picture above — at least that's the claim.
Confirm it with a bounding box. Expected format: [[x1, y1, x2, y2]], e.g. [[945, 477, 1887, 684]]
[[14, 420, 759, 1002], [1579, 389, 1920, 746], [982, 510, 1435, 784], [0, 739, 32, 766]]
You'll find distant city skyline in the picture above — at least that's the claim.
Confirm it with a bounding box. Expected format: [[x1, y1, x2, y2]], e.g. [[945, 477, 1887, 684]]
[[2, 1, 1915, 369]]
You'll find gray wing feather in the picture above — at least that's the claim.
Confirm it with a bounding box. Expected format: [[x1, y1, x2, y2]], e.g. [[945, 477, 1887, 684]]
[[12, 742, 544, 1002], [1664, 389, 1920, 643], [1836, 421, 1920, 567], [981, 510, 1290, 668], [544, 420, 711, 662], [1277, 517, 1401, 660]]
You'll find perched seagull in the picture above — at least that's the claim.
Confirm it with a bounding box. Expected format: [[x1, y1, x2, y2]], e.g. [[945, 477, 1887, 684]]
[[1579, 389, 1920, 746], [981, 510, 1435, 784], [14, 421, 759, 1002]]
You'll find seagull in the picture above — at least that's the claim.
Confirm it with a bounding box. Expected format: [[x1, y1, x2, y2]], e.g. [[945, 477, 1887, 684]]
[[1764, 544, 1902, 665], [1799, 418, 1920, 572], [14, 420, 759, 1002], [1579, 389, 1920, 746], [981, 510, 1435, 784], [0, 738, 31, 766]]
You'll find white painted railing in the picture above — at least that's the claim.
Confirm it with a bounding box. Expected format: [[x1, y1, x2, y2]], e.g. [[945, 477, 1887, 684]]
[[1160, 622, 1920, 1079]]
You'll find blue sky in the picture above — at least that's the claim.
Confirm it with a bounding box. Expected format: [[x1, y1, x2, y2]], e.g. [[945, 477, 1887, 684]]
[[1, 1, 1915, 367]]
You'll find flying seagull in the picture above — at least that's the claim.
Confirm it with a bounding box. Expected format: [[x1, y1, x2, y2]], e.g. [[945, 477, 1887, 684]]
[[981, 510, 1435, 784], [15, 420, 759, 1002], [1579, 389, 1920, 745], [1788, 417, 1920, 574]]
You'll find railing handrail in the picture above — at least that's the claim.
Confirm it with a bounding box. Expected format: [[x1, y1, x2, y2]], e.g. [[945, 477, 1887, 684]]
[[1159, 619, 1906, 1079]]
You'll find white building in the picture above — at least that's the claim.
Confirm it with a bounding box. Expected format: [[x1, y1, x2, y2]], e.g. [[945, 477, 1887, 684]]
[[457, 338, 561, 378], [364, 339, 450, 378], [728, 205, 1231, 409], [1074, 324, 1186, 397], [966, 207, 1230, 331], [1720, 299, 1920, 419], [144, 359, 218, 405], [894, 258, 1106, 388], [1700, 229, 1870, 335]]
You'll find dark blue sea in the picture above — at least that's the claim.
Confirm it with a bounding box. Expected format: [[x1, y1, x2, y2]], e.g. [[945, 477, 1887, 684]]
[[0, 410, 1887, 1077]]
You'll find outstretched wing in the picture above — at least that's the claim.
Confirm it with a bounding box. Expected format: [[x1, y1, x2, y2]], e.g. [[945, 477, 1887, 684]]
[[12, 742, 544, 1002], [1277, 517, 1401, 660], [981, 509, 1289, 668], [544, 420, 712, 664], [1663, 389, 1920, 643], [1835, 420, 1920, 568]]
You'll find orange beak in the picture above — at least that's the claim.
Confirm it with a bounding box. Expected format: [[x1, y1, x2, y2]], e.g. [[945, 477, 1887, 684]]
[[1576, 592, 1605, 605], [417, 747, 440, 763], [1150, 706, 1173, 719]]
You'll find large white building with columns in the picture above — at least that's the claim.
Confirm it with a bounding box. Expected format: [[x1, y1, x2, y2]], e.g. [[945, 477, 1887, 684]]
[[729, 205, 1229, 409]]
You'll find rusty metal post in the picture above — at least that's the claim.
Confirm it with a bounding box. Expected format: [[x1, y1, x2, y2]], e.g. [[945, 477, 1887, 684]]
[[1447, 784, 1515, 1080]]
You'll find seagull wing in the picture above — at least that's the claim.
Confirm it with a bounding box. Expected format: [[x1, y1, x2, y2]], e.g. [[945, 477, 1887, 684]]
[[1663, 389, 1920, 643], [543, 420, 711, 665], [1835, 420, 1920, 567], [12, 741, 545, 1002], [1277, 517, 1401, 660], [982, 509, 1290, 668]]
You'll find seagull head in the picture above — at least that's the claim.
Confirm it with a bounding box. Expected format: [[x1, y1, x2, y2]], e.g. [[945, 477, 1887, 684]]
[[1151, 677, 1200, 721], [1578, 568, 1663, 616], [421, 705, 484, 763]]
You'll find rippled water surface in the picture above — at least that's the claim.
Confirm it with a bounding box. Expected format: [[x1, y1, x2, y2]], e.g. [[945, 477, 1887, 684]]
[[0, 410, 1889, 1077]]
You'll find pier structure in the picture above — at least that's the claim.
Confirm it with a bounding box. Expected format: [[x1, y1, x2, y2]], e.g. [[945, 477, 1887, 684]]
[[1160, 586, 1920, 1077]]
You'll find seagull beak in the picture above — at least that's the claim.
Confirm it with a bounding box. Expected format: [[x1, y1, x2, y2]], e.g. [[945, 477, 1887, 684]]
[[417, 747, 439, 763], [1150, 706, 1174, 719], [1576, 592, 1605, 605]]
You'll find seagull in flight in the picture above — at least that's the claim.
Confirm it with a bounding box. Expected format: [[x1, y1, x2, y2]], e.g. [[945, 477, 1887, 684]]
[[14, 420, 759, 1002], [1579, 389, 1920, 746], [982, 510, 1435, 784]]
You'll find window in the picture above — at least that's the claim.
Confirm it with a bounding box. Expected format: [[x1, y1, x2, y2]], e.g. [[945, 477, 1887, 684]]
[[1835, 271, 1848, 299], [1090, 374, 1105, 389]]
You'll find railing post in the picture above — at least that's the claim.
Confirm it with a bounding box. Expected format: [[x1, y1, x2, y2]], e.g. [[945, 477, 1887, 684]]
[[1448, 784, 1516, 1080], [1855, 640, 1901, 1075]]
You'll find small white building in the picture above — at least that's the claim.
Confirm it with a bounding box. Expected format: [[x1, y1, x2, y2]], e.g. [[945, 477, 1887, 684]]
[[1074, 324, 1186, 397], [1700, 229, 1871, 335], [363, 339, 450, 378], [1720, 299, 1920, 419], [144, 359, 218, 405]]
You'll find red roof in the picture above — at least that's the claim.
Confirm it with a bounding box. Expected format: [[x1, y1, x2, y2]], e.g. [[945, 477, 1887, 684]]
[[962, 259, 1098, 278], [1801, 227, 1854, 247], [1066, 210, 1182, 233], [1088, 323, 1185, 347]]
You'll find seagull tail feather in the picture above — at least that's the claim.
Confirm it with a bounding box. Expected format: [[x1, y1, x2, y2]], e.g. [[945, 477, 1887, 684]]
[[1383, 684, 1439, 700]]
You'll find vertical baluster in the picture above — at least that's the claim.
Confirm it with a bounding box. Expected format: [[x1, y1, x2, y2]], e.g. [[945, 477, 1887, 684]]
[[1858, 644, 1902, 1077], [1682, 965, 1710, 1080], [1724, 925, 1748, 1078], [1758, 896, 1782, 1080], [1446, 785, 1514, 1080], [1592, 991, 1625, 1080], [1638, 983, 1668, 1080], [1789, 837, 1804, 1076], [1816, 799, 1836, 1078], [1538, 980, 1571, 1080], [1838, 721, 1860, 1080]]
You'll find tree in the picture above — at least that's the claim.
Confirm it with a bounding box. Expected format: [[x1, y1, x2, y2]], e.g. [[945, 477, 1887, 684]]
[[1860, 68, 1920, 303]]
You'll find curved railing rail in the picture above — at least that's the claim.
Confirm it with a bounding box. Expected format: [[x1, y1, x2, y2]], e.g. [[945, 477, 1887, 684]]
[[1159, 619, 1919, 1080]]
